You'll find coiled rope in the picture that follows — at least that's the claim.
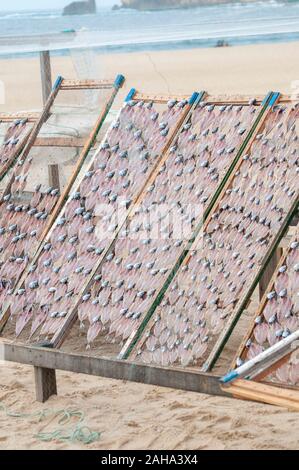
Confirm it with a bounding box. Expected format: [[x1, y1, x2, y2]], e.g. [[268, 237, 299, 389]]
[[0, 402, 101, 445]]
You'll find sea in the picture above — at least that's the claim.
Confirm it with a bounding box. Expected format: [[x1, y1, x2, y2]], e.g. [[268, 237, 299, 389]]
[[0, 1, 299, 57]]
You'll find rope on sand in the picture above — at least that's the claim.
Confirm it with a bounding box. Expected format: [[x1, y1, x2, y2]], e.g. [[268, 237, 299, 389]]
[[0, 402, 101, 445]]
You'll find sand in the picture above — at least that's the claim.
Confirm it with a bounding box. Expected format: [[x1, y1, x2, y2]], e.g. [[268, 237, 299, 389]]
[[0, 41, 299, 450], [1, 361, 299, 450]]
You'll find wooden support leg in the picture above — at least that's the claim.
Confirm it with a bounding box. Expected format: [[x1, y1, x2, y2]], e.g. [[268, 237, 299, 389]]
[[48, 164, 60, 192], [34, 366, 57, 403], [259, 247, 283, 300], [40, 51, 52, 106]]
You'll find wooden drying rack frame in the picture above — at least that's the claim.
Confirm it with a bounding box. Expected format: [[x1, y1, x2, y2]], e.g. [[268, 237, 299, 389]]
[[1, 91, 298, 408], [0, 75, 125, 331]]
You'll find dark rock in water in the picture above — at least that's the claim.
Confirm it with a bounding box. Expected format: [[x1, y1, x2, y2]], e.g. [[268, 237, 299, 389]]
[[63, 0, 96, 16]]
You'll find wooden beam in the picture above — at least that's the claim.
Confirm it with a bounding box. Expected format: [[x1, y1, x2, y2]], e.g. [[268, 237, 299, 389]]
[[1, 341, 227, 400], [40, 51, 52, 106], [34, 366, 57, 403], [132, 93, 293, 105], [34, 137, 86, 148], [50, 92, 204, 349], [2, 76, 63, 199]]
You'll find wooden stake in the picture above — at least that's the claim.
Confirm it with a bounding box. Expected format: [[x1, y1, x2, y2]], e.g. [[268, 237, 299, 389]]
[[40, 51, 52, 106], [34, 366, 57, 403], [48, 164, 60, 192]]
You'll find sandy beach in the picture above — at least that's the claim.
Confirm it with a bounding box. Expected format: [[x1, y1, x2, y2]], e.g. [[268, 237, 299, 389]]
[[0, 41, 299, 450], [1, 41, 299, 113]]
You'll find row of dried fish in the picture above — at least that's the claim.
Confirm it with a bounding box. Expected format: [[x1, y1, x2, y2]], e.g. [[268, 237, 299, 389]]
[[7, 99, 189, 338], [132, 103, 298, 368], [237, 235, 299, 386]]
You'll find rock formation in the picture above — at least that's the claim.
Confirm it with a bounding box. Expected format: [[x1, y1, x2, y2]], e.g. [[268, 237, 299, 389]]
[[63, 0, 96, 16]]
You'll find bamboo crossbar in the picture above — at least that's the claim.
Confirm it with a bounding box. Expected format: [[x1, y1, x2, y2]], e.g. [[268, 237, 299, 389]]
[[0, 75, 125, 333], [0, 112, 39, 123], [132, 92, 294, 105]]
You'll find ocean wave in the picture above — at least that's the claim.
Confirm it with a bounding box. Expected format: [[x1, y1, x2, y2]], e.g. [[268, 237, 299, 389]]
[[0, 11, 60, 20]]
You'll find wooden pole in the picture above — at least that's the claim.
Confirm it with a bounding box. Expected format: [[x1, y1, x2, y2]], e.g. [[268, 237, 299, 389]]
[[40, 51, 52, 105], [48, 164, 60, 192]]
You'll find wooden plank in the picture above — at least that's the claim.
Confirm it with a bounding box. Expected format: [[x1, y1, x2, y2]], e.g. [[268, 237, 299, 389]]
[[49, 92, 204, 349], [34, 137, 86, 148], [224, 379, 299, 411], [1, 341, 227, 399], [34, 366, 57, 403], [40, 51, 52, 106], [132, 93, 293, 105], [48, 164, 60, 192], [259, 247, 283, 300]]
